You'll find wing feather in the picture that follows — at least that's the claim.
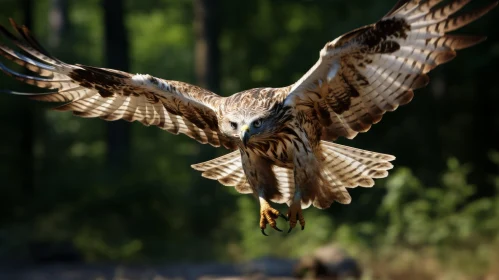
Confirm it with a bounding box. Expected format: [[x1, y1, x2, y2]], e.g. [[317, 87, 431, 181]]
[[192, 151, 253, 194], [285, 0, 496, 141], [0, 19, 235, 149]]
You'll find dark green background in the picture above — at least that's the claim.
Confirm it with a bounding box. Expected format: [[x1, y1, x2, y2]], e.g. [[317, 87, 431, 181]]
[[0, 0, 498, 274]]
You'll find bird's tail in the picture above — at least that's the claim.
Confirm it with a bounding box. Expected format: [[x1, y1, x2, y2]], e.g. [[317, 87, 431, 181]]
[[311, 141, 395, 209], [192, 142, 395, 209]]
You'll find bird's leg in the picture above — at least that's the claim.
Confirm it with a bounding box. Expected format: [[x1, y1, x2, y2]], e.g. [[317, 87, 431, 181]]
[[287, 131, 318, 233], [259, 196, 287, 236], [287, 191, 305, 233], [239, 150, 286, 235]]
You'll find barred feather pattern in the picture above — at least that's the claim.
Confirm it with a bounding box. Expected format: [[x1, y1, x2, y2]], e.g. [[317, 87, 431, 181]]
[[286, 0, 497, 141], [192, 141, 395, 209], [192, 150, 297, 205], [313, 141, 395, 208], [191, 151, 252, 194], [1, 0, 494, 212], [0, 19, 235, 149]]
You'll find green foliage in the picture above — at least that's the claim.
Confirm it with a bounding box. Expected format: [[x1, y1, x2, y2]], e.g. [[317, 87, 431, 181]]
[[233, 195, 334, 260], [340, 156, 499, 277], [0, 2, 498, 278], [378, 158, 499, 249], [219, 155, 499, 277]]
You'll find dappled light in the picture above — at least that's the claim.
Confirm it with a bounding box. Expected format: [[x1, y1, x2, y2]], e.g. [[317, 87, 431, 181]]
[[0, 0, 498, 279]]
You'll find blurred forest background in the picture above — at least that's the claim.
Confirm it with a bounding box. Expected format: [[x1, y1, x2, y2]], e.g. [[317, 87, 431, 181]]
[[0, 0, 498, 279]]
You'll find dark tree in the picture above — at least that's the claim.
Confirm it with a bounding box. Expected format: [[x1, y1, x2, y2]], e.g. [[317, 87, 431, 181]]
[[48, 0, 69, 48], [190, 0, 223, 241], [194, 0, 220, 93], [102, 0, 131, 170], [19, 0, 34, 194]]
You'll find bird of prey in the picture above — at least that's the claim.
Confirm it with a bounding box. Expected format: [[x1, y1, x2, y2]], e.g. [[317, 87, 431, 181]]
[[0, 0, 495, 235]]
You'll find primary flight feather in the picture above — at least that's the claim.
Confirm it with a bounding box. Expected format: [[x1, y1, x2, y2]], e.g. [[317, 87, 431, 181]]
[[1, 0, 495, 235]]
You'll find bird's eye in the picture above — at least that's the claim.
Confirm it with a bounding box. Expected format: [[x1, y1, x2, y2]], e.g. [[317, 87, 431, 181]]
[[253, 119, 262, 128], [230, 121, 238, 130]]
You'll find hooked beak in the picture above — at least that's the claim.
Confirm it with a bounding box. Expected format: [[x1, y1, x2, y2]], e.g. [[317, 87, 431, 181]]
[[240, 124, 250, 146]]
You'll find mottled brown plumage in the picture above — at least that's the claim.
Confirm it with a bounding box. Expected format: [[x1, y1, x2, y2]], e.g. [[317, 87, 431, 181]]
[[1, 0, 495, 234]]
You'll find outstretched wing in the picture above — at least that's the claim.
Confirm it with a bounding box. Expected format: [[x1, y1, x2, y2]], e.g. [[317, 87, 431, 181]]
[[285, 0, 496, 140], [0, 19, 235, 149]]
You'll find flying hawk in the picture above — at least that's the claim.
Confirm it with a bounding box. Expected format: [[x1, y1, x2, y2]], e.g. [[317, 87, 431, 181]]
[[1, 0, 495, 235]]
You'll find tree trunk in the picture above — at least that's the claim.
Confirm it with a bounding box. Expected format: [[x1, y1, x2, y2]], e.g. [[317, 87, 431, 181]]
[[194, 0, 220, 93], [102, 0, 131, 171], [48, 0, 69, 49], [20, 0, 35, 194], [190, 0, 221, 242]]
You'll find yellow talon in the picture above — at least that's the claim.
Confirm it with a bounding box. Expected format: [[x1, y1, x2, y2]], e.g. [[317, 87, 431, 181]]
[[259, 198, 285, 236], [287, 201, 305, 233]]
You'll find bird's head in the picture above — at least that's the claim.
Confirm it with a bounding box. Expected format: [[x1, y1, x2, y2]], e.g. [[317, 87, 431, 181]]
[[220, 110, 276, 147]]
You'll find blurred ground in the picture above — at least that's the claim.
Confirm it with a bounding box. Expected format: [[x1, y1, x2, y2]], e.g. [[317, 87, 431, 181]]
[[0, 259, 297, 280], [0, 1, 498, 280], [0, 245, 362, 280]]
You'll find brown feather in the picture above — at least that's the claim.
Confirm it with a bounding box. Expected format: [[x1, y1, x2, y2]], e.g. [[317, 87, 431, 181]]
[[0, 19, 236, 149], [285, 0, 495, 141]]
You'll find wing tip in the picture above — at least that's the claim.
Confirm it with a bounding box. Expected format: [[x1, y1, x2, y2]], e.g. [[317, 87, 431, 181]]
[[412, 74, 430, 89], [0, 89, 53, 96], [485, 1, 499, 13], [385, 154, 396, 162], [191, 163, 203, 170], [450, 35, 488, 50], [8, 18, 17, 29]]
